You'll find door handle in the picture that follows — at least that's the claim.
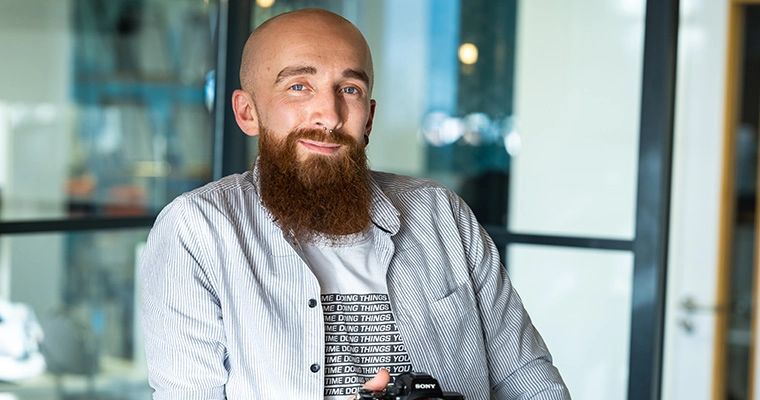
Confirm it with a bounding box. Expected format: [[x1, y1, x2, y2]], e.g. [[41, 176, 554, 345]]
[[679, 296, 728, 313], [677, 296, 727, 334]]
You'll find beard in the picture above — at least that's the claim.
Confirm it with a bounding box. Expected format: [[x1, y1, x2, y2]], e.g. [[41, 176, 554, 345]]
[[257, 125, 372, 244]]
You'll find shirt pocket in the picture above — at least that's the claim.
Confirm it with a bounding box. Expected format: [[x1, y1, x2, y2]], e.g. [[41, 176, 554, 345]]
[[430, 284, 479, 340], [429, 283, 488, 383]]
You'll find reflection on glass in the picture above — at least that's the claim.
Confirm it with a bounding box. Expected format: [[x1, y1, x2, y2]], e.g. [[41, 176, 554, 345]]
[[0, 229, 150, 399], [424, 0, 515, 227], [458, 43, 478, 65], [0, 0, 217, 222]]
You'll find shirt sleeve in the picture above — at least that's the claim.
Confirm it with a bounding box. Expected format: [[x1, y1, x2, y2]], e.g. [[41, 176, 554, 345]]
[[451, 192, 572, 399], [139, 198, 229, 400]]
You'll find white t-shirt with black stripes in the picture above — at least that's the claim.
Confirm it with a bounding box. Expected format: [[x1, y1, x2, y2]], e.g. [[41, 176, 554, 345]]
[[301, 231, 412, 399]]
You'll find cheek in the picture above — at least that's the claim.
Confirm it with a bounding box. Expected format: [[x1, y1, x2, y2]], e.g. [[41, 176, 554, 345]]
[[347, 103, 372, 132], [259, 103, 302, 133]]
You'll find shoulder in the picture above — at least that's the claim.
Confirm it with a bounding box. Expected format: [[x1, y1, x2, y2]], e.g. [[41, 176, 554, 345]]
[[180, 171, 256, 199], [369, 170, 467, 219], [370, 170, 453, 197], [155, 171, 260, 223], [171, 171, 257, 208]]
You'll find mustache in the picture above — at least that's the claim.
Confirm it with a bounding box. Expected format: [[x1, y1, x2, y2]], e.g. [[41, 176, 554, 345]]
[[289, 127, 356, 146]]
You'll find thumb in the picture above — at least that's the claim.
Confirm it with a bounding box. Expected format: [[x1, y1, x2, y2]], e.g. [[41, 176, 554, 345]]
[[362, 368, 391, 391]]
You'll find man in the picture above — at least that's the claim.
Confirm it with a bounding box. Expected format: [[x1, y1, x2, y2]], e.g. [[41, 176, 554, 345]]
[[140, 8, 570, 400]]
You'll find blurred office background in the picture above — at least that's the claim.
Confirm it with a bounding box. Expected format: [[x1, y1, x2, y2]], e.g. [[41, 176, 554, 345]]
[[0, 0, 754, 399]]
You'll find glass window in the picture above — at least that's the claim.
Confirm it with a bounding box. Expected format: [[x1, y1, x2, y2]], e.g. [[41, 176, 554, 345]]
[[508, 0, 645, 239], [0, 0, 217, 222], [0, 229, 151, 399], [0, 0, 219, 398], [508, 244, 633, 400]]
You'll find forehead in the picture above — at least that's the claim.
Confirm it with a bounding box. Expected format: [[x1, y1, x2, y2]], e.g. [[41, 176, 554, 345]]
[[249, 15, 373, 85], [275, 31, 366, 66]]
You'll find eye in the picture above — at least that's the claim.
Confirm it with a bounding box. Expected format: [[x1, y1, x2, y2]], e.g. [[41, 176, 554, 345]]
[[289, 84, 306, 91], [340, 86, 360, 95]]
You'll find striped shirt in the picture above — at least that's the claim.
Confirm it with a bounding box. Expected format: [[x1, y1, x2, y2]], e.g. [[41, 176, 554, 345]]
[[139, 169, 571, 400]]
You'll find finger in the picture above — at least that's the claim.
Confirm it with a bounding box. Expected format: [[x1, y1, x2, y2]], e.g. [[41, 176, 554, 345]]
[[362, 368, 390, 391]]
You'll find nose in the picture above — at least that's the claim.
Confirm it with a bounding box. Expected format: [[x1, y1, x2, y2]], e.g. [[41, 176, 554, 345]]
[[311, 90, 344, 133]]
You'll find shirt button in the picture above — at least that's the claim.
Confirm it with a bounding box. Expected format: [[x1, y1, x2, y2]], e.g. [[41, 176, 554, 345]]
[[308, 298, 317, 308], [310, 363, 320, 373]]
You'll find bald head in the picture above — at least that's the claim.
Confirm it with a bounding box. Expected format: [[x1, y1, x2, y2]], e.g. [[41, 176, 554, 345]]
[[239, 8, 374, 94]]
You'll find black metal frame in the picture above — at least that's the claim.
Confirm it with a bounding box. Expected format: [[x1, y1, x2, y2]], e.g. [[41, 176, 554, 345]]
[[486, 1, 679, 399], [213, 0, 253, 180], [627, 0, 679, 398], [0, 1, 678, 399], [0, 217, 157, 235], [484, 226, 635, 251]]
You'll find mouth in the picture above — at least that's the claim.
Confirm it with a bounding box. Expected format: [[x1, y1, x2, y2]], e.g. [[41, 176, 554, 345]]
[[298, 139, 343, 155]]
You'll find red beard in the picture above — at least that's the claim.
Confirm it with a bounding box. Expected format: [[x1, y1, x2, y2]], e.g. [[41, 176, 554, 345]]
[[257, 126, 372, 244]]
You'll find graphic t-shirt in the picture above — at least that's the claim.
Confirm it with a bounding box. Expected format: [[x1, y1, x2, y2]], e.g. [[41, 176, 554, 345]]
[[301, 232, 412, 399]]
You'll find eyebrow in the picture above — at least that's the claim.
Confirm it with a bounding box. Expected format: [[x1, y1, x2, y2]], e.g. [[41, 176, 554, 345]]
[[275, 66, 317, 84], [342, 69, 370, 87], [274, 65, 370, 87]]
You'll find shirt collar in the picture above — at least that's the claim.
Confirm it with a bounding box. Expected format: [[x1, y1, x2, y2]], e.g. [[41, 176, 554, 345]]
[[368, 173, 401, 236]]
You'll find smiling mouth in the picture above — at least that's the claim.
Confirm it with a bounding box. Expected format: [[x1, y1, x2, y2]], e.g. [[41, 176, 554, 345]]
[[298, 139, 343, 155]]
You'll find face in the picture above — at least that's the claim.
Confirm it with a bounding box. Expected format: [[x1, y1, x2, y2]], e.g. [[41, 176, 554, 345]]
[[233, 10, 376, 163], [231, 10, 376, 241]]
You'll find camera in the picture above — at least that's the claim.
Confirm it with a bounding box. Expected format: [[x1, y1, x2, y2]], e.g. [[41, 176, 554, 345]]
[[356, 371, 465, 400]]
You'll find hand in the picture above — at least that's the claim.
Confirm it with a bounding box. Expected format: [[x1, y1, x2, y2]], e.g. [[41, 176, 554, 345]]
[[347, 368, 390, 399]]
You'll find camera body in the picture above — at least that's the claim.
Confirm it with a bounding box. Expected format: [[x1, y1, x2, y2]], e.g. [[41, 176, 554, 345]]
[[356, 371, 465, 400]]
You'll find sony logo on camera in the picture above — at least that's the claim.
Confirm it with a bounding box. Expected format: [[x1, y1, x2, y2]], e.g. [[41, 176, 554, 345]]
[[414, 383, 437, 390]]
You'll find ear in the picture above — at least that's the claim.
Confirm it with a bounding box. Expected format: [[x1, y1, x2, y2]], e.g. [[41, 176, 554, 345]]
[[232, 89, 260, 137], [364, 99, 376, 137]]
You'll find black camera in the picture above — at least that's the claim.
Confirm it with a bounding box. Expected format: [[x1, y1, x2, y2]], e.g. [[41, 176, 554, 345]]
[[356, 371, 465, 400]]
